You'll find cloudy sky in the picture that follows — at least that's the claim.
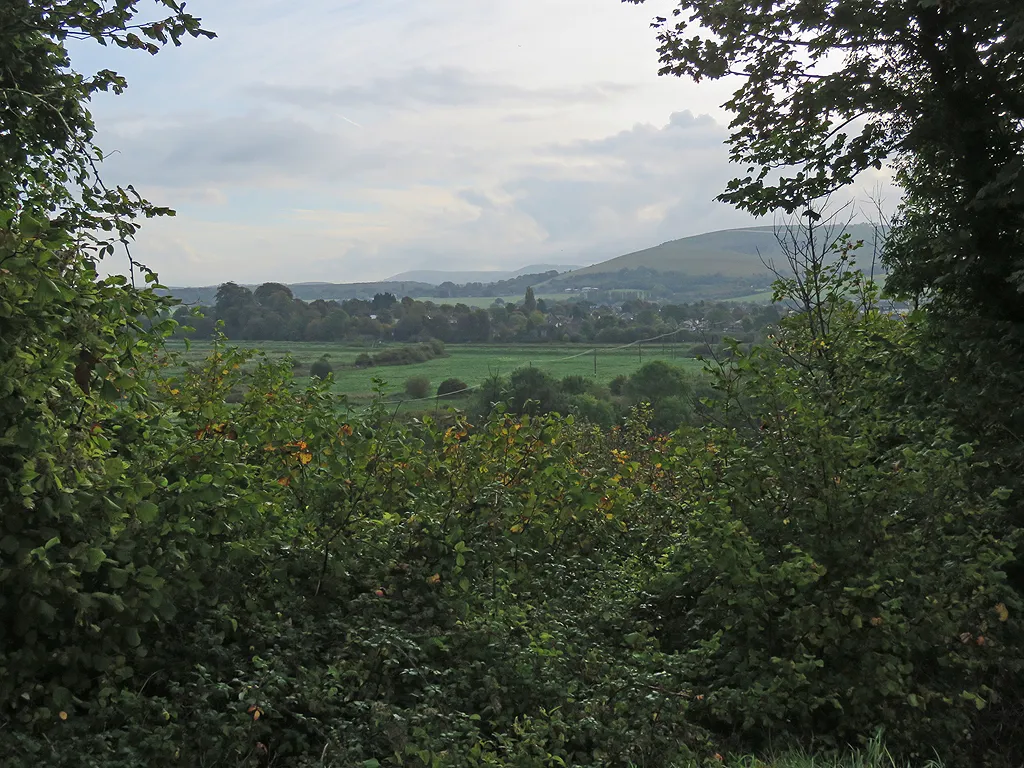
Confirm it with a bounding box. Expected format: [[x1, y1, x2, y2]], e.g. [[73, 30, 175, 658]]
[[77, 0, 894, 286]]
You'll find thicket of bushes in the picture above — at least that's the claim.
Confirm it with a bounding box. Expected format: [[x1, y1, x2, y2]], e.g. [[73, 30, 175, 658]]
[[471, 358, 711, 432], [355, 340, 447, 368]]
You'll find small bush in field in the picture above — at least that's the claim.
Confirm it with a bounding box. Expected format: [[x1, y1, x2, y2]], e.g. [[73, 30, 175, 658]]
[[437, 377, 468, 398], [309, 357, 333, 379], [405, 375, 431, 398]]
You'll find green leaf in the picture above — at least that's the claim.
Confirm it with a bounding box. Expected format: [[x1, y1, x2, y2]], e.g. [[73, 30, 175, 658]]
[[136, 501, 159, 523], [99, 379, 120, 402], [84, 547, 106, 571], [107, 568, 130, 589]]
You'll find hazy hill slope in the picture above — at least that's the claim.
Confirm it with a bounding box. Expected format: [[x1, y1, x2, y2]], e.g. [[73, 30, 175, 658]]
[[564, 224, 882, 278]]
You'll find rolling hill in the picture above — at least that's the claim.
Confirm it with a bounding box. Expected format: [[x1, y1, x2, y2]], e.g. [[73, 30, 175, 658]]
[[164, 224, 885, 305], [561, 224, 884, 279]]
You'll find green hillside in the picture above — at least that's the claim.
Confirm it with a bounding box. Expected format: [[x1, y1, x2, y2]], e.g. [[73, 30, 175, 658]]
[[561, 224, 883, 279]]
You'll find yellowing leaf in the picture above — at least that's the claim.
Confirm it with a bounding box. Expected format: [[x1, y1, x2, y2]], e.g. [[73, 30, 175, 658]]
[[58, 711, 68, 721], [510, 524, 523, 534], [995, 602, 1009, 622], [298, 451, 313, 465]]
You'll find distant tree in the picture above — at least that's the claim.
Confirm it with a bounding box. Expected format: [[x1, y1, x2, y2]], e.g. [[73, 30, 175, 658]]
[[253, 282, 293, 305], [507, 367, 566, 415], [523, 286, 537, 313], [627, 0, 1024, 322], [214, 282, 256, 338], [627, 360, 691, 405], [372, 292, 398, 311]]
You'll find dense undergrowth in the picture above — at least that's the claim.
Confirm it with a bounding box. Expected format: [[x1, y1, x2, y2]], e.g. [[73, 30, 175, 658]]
[[3, 223, 1021, 765], [3, 2, 1024, 766]]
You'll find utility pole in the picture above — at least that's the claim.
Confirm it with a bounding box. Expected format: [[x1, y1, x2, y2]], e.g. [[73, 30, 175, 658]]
[[593, 347, 597, 375]]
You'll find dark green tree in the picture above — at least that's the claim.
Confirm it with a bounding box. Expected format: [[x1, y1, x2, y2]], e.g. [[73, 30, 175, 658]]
[[625, 0, 1024, 322], [523, 286, 537, 313], [0, 0, 215, 735]]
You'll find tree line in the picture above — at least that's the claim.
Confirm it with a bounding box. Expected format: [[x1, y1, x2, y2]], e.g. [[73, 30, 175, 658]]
[[176, 280, 782, 346]]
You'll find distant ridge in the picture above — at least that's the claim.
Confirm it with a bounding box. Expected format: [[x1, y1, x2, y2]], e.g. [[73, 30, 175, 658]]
[[386, 263, 581, 285], [164, 225, 885, 305], [564, 224, 883, 278]]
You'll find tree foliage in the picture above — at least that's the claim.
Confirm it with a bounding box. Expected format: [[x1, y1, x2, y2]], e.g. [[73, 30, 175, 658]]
[[625, 0, 1024, 321]]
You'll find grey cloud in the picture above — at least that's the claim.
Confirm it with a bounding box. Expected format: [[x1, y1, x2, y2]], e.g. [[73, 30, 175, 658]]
[[258, 67, 636, 110], [98, 112, 477, 190], [502, 111, 756, 246], [456, 189, 495, 209]]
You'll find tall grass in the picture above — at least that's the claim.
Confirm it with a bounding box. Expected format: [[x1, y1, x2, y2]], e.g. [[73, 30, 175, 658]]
[[729, 734, 943, 768]]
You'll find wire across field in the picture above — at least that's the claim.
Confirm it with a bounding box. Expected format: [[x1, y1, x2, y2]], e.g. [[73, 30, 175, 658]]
[[164, 340, 705, 402]]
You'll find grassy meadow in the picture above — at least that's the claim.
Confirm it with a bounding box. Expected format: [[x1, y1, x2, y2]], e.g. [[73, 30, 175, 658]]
[[163, 339, 704, 405]]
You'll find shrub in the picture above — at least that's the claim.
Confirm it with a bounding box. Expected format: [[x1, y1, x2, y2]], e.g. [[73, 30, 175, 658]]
[[507, 367, 567, 416], [353, 352, 374, 368], [560, 374, 590, 395], [437, 377, 468, 398], [371, 341, 447, 367], [609, 374, 629, 396], [405, 375, 431, 399], [569, 393, 617, 429], [309, 357, 333, 379], [626, 360, 691, 405], [689, 342, 714, 358]]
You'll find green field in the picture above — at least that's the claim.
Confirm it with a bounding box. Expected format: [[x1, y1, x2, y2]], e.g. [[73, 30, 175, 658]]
[[164, 340, 704, 404], [722, 290, 777, 303]]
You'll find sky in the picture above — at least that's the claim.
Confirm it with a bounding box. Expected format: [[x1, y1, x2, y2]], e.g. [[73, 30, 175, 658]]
[[77, 0, 897, 287]]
